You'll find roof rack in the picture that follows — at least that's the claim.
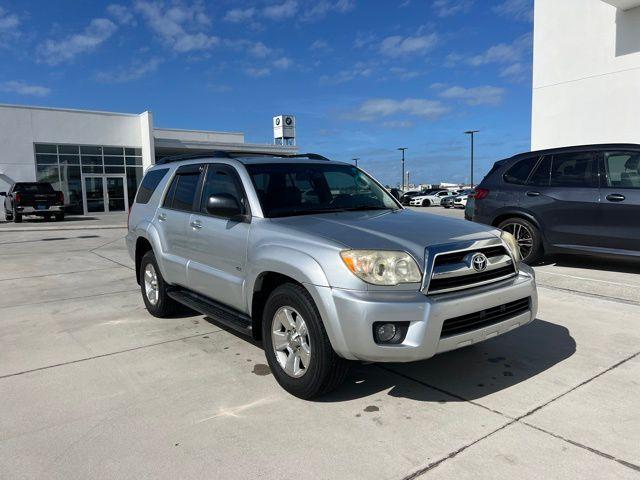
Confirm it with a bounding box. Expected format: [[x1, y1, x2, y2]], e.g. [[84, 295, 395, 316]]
[[156, 151, 331, 165]]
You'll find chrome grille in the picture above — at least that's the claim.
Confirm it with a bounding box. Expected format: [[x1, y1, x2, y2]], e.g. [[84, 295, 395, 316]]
[[423, 240, 518, 295]]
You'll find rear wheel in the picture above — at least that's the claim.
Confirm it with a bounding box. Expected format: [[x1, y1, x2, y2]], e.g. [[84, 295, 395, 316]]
[[262, 283, 349, 399], [4, 210, 13, 221], [13, 209, 22, 223], [498, 217, 543, 264], [421, 199, 431, 207], [44, 214, 52, 221], [139, 251, 180, 317]]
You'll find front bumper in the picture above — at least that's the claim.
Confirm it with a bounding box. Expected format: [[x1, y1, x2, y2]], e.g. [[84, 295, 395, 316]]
[[16, 206, 64, 215], [310, 265, 537, 362]]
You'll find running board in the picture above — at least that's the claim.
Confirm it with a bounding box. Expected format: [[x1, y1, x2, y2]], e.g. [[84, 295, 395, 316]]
[[167, 288, 253, 335]]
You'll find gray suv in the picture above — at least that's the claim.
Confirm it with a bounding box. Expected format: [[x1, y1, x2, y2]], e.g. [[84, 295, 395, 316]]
[[472, 144, 640, 263], [127, 153, 537, 398]]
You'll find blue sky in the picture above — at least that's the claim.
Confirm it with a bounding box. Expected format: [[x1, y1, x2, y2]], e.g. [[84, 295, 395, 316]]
[[0, 0, 533, 187]]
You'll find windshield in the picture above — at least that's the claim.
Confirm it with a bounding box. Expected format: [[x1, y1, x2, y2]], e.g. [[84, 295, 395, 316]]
[[246, 163, 400, 218], [14, 183, 54, 193]]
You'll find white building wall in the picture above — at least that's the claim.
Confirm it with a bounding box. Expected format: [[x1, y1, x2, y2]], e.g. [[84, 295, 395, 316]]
[[0, 105, 144, 191], [532, 0, 640, 150]]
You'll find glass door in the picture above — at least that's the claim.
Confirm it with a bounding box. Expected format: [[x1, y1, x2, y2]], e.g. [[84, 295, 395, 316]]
[[106, 176, 127, 212], [84, 176, 105, 213]]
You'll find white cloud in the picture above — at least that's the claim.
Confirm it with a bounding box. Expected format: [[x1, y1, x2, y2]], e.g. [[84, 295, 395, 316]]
[[107, 4, 136, 25], [273, 56, 292, 69], [0, 80, 50, 97], [348, 98, 449, 121], [302, 0, 355, 21], [135, 1, 218, 52], [500, 62, 530, 82], [249, 41, 271, 57], [245, 66, 270, 77], [0, 6, 20, 47], [437, 85, 505, 106], [224, 7, 256, 23], [379, 33, 438, 58], [383, 120, 413, 128], [319, 61, 374, 85], [493, 0, 533, 22], [263, 0, 298, 20], [37, 18, 117, 65], [96, 57, 163, 83], [467, 33, 531, 66], [310, 39, 331, 52], [433, 0, 474, 17]]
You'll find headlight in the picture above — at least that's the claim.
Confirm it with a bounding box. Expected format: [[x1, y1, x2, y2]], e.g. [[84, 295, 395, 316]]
[[340, 250, 422, 285], [501, 231, 522, 263]]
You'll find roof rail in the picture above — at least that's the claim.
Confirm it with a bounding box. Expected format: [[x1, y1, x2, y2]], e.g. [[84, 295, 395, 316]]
[[156, 151, 331, 165]]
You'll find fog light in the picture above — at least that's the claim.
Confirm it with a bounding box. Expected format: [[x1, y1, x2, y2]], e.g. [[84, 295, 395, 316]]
[[376, 323, 397, 342]]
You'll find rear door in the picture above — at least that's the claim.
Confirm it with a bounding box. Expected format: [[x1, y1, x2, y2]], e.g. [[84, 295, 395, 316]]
[[155, 164, 204, 287], [499, 155, 541, 208], [185, 163, 251, 312], [523, 151, 602, 248], [597, 150, 640, 253]]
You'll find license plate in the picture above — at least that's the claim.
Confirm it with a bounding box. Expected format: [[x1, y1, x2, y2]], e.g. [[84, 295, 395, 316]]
[[36, 205, 47, 210]]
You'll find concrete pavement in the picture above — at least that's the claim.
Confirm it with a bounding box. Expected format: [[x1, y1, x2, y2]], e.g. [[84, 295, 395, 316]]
[[0, 217, 639, 479]]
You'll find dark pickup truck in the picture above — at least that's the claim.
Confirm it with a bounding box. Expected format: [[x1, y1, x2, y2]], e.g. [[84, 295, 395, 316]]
[[1, 182, 65, 223]]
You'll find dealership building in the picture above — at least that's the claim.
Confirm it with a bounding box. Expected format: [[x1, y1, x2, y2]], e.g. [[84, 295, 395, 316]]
[[0, 104, 296, 215], [532, 0, 640, 149]]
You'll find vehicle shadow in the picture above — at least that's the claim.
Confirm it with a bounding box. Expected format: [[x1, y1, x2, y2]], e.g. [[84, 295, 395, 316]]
[[317, 318, 576, 403], [539, 254, 640, 275]]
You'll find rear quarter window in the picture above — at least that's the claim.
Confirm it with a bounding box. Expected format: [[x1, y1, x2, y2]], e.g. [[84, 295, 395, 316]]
[[136, 169, 169, 204], [503, 157, 539, 185]]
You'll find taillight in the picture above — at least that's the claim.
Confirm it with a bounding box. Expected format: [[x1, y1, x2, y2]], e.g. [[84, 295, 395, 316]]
[[15, 193, 21, 204], [474, 188, 490, 200], [57, 191, 64, 204]]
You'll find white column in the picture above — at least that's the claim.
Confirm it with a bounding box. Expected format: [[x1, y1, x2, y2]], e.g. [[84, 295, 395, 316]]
[[139, 111, 155, 171]]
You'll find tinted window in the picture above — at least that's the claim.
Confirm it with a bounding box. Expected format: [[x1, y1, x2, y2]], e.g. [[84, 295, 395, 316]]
[[503, 157, 538, 184], [136, 169, 168, 204], [550, 152, 598, 187], [165, 173, 200, 211], [13, 183, 55, 193], [200, 165, 247, 216], [604, 151, 640, 189], [528, 155, 551, 186]]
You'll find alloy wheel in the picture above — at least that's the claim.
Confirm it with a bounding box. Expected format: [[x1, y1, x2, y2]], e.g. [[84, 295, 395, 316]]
[[271, 306, 311, 378], [501, 222, 533, 259], [144, 263, 159, 306]]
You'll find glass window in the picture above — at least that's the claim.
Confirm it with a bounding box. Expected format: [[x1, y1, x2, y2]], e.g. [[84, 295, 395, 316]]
[[80, 145, 102, 155], [58, 155, 80, 165], [60, 165, 83, 214], [36, 154, 58, 165], [169, 173, 200, 211], [58, 145, 79, 154], [137, 168, 169, 204], [105, 166, 125, 174], [528, 156, 551, 186], [35, 144, 57, 154], [199, 165, 246, 216], [103, 146, 124, 156], [14, 181, 56, 193], [126, 156, 143, 166], [125, 147, 142, 156], [35, 165, 61, 190], [127, 167, 144, 206], [246, 163, 399, 218], [81, 155, 102, 166], [550, 152, 598, 188], [504, 157, 539, 184], [104, 156, 124, 166], [82, 165, 104, 174], [604, 152, 640, 189]]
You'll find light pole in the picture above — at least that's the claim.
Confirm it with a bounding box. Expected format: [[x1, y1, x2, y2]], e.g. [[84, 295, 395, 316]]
[[406, 171, 410, 190], [398, 147, 407, 190], [464, 130, 479, 187], [352, 157, 359, 167]]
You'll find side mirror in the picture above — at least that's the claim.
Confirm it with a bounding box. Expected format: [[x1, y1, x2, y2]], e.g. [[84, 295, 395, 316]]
[[206, 193, 243, 219]]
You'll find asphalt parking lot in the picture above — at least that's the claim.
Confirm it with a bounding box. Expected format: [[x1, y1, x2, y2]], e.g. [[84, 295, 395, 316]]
[[1, 210, 639, 479]]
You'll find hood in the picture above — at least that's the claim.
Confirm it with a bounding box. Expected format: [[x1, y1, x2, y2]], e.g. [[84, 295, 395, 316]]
[[272, 209, 500, 262]]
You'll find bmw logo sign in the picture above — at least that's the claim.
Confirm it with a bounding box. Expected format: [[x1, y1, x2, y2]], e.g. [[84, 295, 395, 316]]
[[275, 117, 281, 126], [285, 117, 292, 125]]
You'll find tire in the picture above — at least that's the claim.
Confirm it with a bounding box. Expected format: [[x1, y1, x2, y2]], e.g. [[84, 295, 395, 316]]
[[139, 251, 180, 317], [4, 210, 12, 221], [44, 214, 52, 221], [498, 217, 544, 264], [54, 213, 65, 221], [13, 210, 22, 223], [262, 283, 350, 399], [443, 205, 450, 209], [421, 199, 431, 207]]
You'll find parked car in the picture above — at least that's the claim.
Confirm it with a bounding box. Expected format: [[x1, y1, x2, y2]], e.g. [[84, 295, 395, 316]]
[[127, 153, 537, 398], [465, 196, 475, 221], [388, 188, 403, 201], [473, 144, 640, 263], [400, 189, 428, 205], [441, 196, 455, 209], [453, 189, 475, 209], [1, 182, 65, 223], [409, 190, 457, 207]]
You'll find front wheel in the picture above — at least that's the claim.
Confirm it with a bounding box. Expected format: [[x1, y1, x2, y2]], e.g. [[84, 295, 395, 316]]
[[498, 217, 543, 264], [262, 283, 349, 399], [139, 251, 180, 317], [421, 199, 431, 207]]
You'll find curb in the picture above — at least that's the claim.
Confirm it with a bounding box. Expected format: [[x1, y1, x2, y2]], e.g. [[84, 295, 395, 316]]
[[0, 225, 126, 232]]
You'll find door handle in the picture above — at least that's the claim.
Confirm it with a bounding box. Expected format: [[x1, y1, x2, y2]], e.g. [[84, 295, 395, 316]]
[[190, 220, 203, 230], [526, 191, 540, 197], [606, 193, 626, 202], [158, 213, 167, 222]]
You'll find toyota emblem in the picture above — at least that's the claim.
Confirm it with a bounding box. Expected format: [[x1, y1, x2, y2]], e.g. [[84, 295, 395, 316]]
[[471, 253, 488, 272]]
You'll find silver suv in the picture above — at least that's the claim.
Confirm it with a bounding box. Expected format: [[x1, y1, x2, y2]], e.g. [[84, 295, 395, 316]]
[[126, 153, 537, 398]]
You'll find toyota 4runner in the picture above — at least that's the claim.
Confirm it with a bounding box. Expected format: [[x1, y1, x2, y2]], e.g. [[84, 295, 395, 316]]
[[127, 153, 537, 398]]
